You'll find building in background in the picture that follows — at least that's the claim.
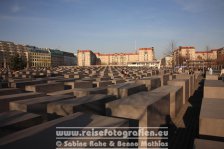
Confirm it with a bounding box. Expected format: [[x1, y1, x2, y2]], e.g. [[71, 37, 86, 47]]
[[0, 41, 16, 68], [16, 44, 28, 58], [195, 49, 218, 61], [127, 60, 160, 68], [77, 50, 97, 66], [138, 48, 155, 62], [77, 47, 155, 66], [94, 52, 139, 65], [47, 49, 64, 67], [171, 46, 221, 68], [74, 54, 77, 65], [0, 51, 3, 68], [173, 46, 196, 66], [188, 49, 218, 68], [63, 51, 76, 66], [26, 45, 51, 67], [0, 41, 77, 68], [161, 55, 173, 68], [0, 41, 27, 68], [217, 47, 224, 67]]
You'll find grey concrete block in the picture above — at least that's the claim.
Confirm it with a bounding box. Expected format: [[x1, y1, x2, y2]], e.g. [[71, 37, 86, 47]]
[[194, 139, 224, 149], [136, 77, 161, 90], [204, 80, 224, 99], [74, 87, 107, 97], [0, 110, 42, 130], [64, 81, 93, 89], [168, 79, 189, 104], [0, 112, 128, 149], [25, 82, 64, 93], [199, 98, 224, 138], [10, 95, 73, 113], [47, 94, 117, 116], [151, 85, 183, 118], [0, 88, 23, 96], [0, 92, 45, 112]]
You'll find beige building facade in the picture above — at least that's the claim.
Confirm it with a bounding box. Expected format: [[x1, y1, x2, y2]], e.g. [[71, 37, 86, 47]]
[[170, 46, 220, 67], [77, 48, 155, 66], [173, 46, 196, 66], [217, 48, 224, 66], [161, 55, 173, 68], [26, 46, 51, 67], [195, 49, 218, 61], [77, 50, 97, 66]]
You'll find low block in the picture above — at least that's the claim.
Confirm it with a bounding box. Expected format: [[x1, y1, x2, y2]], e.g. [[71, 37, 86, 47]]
[[168, 79, 189, 104], [0, 110, 42, 135], [194, 138, 224, 149], [64, 81, 93, 89], [0, 112, 128, 149], [93, 80, 112, 87], [25, 82, 64, 93], [73, 87, 107, 97], [47, 89, 76, 96], [0, 92, 45, 112], [47, 94, 117, 116], [10, 95, 73, 113], [206, 74, 219, 80], [136, 77, 161, 90], [0, 88, 23, 96], [107, 83, 147, 98]]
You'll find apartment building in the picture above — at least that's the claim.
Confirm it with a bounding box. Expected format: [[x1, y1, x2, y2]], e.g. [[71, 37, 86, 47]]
[[0, 51, 3, 68], [161, 55, 173, 68], [77, 50, 97, 66], [77, 47, 155, 66], [26, 45, 51, 67], [0, 41, 28, 68], [195, 49, 218, 61], [217, 48, 224, 66], [173, 46, 196, 66], [46, 49, 64, 67], [63, 51, 76, 66]]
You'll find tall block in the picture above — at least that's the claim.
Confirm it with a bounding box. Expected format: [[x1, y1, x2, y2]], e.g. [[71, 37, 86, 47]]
[[168, 79, 189, 104]]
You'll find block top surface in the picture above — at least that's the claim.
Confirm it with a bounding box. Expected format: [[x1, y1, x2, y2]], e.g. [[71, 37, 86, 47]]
[[200, 98, 224, 119], [0, 112, 128, 146], [49, 94, 114, 106], [0, 92, 43, 100], [0, 110, 40, 127], [108, 91, 169, 107], [151, 85, 182, 93], [74, 87, 107, 91], [12, 94, 73, 104], [204, 80, 224, 87], [171, 79, 188, 82]]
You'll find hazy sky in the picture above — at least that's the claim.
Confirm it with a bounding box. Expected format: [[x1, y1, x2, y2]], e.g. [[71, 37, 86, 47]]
[[0, 0, 224, 59]]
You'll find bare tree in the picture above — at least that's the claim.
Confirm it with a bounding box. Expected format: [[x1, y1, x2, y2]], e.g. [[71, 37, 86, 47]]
[[206, 45, 210, 67], [163, 41, 176, 56], [163, 40, 177, 71]]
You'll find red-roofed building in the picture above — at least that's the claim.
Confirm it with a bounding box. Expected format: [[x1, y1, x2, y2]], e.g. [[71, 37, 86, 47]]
[[195, 49, 217, 61], [77, 50, 97, 66], [173, 46, 196, 66]]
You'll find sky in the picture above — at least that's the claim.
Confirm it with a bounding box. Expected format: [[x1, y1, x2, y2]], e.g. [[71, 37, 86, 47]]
[[0, 0, 224, 59]]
